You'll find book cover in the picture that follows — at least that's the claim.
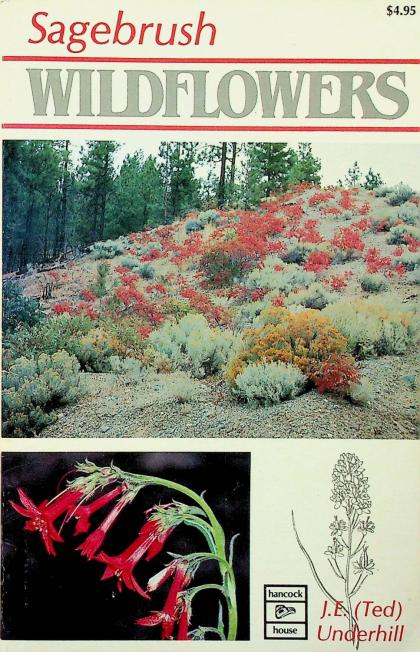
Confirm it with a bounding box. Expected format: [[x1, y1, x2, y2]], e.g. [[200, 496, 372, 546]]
[[0, 0, 419, 649]]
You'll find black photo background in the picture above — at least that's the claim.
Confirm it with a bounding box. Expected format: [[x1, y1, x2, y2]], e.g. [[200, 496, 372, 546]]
[[1, 451, 250, 640]]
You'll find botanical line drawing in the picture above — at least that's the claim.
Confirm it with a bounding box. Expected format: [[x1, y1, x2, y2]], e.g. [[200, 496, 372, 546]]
[[292, 452, 375, 648]]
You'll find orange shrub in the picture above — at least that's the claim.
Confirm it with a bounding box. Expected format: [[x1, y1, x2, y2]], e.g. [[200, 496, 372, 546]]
[[226, 307, 350, 385]]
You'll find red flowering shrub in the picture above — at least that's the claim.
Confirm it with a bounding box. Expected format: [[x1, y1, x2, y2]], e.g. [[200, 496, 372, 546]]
[[364, 248, 392, 274], [80, 289, 97, 302], [325, 272, 353, 291], [284, 219, 323, 244], [373, 218, 391, 232], [52, 301, 73, 315], [114, 286, 164, 325], [313, 353, 359, 394], [226, 284, 249, 300], [308, 191, 335, 206], [138, 325, 152, 338], [180, 287, 230, 324], [271, 295, 285, 307], [331, 227, 365, 257], [384, 264, 406, 278], [140, 249, 162, 263], [47, 270, 60, 282], [52, 300, 98, 320], [405, 235, 420, 253], [250, 288, 268, 302], [339, 190, 356, 211], [352, 217, 372, 232], [304, 251, 332, 273], [359, 202, 371, 215], [171, 233, 204, 264], [281, 203, 304, 220], [115, 266, 131, 275], [199, 235, 266, 287], [320, 206, 342, 216], [121, 273, 140, 286], [145, 283, 167, 296], [75, 302, 99, 320]]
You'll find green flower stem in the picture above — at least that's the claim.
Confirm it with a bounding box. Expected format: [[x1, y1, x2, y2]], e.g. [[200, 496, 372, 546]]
[[181, 551, 238, 639], [188, 583, 225, 599], [184, 515, 218, 555], [105, 467, 238, 641]]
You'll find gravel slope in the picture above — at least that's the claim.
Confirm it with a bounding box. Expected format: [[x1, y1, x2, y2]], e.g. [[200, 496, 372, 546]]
[[43, 350, 418, 440]]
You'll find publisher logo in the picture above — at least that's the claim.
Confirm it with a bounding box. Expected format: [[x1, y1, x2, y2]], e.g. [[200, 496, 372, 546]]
[[264, 584, 308, 640]]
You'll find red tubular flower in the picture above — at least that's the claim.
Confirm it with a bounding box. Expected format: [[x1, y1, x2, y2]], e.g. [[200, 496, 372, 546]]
[[176, 598, 192, 640], [72, 485, 125, 536], [10, 488, 84, 556], [137, 560, 192, 639], [95, 516, 176, 596], [76, 495, 130, 559]]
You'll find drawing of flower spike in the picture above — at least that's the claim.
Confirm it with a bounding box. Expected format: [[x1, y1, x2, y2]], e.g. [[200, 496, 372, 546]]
[[292, 453, 375, 649], [9, 460, 239, 641]]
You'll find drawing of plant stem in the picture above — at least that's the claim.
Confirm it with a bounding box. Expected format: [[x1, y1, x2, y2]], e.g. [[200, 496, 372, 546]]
[[292, 453, 375, 648]]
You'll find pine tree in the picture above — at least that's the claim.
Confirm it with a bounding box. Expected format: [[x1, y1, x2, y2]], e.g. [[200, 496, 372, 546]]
[[248, 143, 296, 195], [53, 140, 73, 258], [106, 151, 145, 238], [3, 141, 63, 271], [239, 145, 265, 208], [198, 143, 241, 208], [344, 161, 362, 187], [288, 143, 321, 186], [158, 142, 199, 221], [77, 141, 118, 243], [363, 167, 384, 190], [137, 156, 165, 228]]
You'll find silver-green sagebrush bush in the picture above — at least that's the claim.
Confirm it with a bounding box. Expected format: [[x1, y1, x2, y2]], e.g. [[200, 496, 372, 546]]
[[2, 351, 84, 437], [197, 209, 220, 226], [395, 250, 420, 271], [92, 240, 125, 259], [293, 453, 375, 647], [185, 219, 204, 233], [394, 203, 420, 225], [233, 360, 306, 405], [245, 259, 315, 294], [16, 315, 116, 373], [348, 377, 374, 406], [285, 282, 334, 310], [323, 297, 418, 358], [384, 182, 415, 206], [150, 314, 241, 378], [386, 224, 420, 245], [168, 372, 197, 403], [360, 273, 390, 293], [120, 255, 141, 269]]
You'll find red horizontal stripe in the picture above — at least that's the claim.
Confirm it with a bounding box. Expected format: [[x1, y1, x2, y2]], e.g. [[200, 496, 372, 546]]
[[3, 123, 420, 132], [2, 56, 420, 64]]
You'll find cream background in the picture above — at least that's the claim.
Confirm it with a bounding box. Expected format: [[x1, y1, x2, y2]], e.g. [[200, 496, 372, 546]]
[[1, 439, 419, 651], [0, 0, 419, 650]]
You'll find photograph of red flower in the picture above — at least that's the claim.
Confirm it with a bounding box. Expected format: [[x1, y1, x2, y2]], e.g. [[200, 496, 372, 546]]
[[1, 452, 250, 640]]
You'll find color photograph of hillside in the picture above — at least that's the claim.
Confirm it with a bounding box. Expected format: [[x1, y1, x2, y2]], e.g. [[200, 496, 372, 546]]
[[2, 141, 419, 438]]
